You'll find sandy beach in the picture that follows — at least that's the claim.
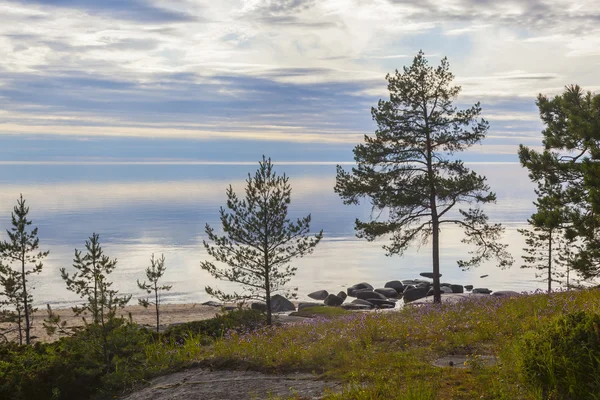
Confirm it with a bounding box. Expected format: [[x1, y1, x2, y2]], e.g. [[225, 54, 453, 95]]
[[1, 303, 225, 343]]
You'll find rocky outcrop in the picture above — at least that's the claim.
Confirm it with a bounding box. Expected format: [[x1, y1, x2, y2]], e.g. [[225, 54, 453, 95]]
[[324, 294, 344, 307], [308, 290, 329, 301], [271, 295, 296, 312]]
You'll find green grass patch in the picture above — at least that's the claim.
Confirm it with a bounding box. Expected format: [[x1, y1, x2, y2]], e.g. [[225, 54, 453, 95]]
[[290, 306, 349, 318]]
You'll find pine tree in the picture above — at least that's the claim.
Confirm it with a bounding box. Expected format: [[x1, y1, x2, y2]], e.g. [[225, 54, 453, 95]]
[[137, 253, 172, 333], [61, 233, 131, 370], [201, 156, 323, 325], [335, 52, 513, 303], [0, 194, 49, 344], [518, 178, 568, 292], [519, 84, 600, 279]]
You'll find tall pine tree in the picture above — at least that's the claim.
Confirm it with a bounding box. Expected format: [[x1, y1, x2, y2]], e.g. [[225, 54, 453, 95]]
[[0, 194, 48, 344], [201, 156, 323, 325], [335, 52, 512, 303]]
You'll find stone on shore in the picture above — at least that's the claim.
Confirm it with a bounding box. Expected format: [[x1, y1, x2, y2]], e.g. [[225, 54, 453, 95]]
[[308, 290, 329, 301], [251, 302, 267, 312], [355, 290, 387, 301], [364, 298, 396, 308], [450, 284, 464, 294], [472, 288, 492, 295], [351, 299, 375, 308], [298, 302, 325, 310], [271, 294, 296, 312], [375, 288, 399, 298], [492, 290, 520, 297], [384, 280, 405, 293], [403, 286, 429, 303], [420, 272, 442, 279], [201, 301, 222, 307], [324, 294, 344, 307], [464, 285, 473, 291], [337, 291, 348, 300], [347, 282, 373, 297]]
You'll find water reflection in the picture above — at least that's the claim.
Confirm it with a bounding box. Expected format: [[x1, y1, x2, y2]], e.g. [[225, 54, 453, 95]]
[[0, 163, 544, 307]]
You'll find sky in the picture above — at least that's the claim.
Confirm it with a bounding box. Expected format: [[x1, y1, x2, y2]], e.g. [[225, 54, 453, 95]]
[[0, 0, 599, 162]]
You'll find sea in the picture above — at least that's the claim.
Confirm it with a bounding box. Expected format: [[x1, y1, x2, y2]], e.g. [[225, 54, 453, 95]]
[[0, 162, 548, 308]]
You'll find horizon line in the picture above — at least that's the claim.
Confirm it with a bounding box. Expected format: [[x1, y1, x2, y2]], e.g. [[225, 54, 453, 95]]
[[0, 160, 521, 166]]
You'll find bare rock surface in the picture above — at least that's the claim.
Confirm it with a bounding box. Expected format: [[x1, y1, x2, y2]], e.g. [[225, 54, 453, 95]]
[[122, 367, 340, 400]]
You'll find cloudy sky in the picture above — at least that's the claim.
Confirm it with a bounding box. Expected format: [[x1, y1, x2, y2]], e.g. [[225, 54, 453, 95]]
[[0, 0, 599, 162]]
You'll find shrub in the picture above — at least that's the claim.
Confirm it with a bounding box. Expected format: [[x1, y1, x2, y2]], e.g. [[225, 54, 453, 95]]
[[519, 311, 600, 400], [162, 309, 265, 342]]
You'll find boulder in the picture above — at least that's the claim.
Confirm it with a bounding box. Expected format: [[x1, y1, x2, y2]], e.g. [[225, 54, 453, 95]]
[[441, 286, 453, 294], [450, 284, 464, 294], [414, 279, 431, 285], [341, 303, 372, 310], [354, 282, 374, 291], [337, 291, 348, 300], [492, 290, 520, 297], [420, 272, 442, 279], [379, 303, 396, 309], [402, 280, 417, 285], [324, 294, 344, 307], [348, 284, 373, 297], [404, 284, 416, 291], [351, 299, 375, 308], [472, 288, 492, 295], [403, 286, 429, 303], [298, 302, 325, 310], [270, 294, 296, 312], [308, 290, 329, 301], [375, 288, 399, 298], [201, 301, 222, 307], [355, 290, 387, 301], [464, 285, 473, 291], [251, 302, 267, 312], [365, 298, 396, 308], [384, 280, 405, 293]]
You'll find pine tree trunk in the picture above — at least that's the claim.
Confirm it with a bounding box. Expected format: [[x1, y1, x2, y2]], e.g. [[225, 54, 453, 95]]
[[548, 233, 552, 293], [155, 283, 160, 333], [432, 217, 441, 304], [265, 271, 272, 326], [21, 254, 31, 345]]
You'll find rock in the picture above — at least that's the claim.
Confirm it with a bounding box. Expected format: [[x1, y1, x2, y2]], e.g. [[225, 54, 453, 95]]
[[201, 301, 222, 307], [420, 272, 442, 279], [341, 303, 372, 310], [464, 285, 473, 291], [384, 280, 405, 293], [472, 288, 492, 295], [403, 286, 429, 303], [251, 302, 267, 312], [441, 283, 452, 287], [270, 294, 296, 312], [348, 284, 373, 297], [404, 284, 415, 291], [324, 294, 344, 307], [365, 298, 396, 308], [308, 290, 329, 301], [441, 286, 453, 294], [355, 290, 387, 301], [414, 279, 431, 285], [351, 299, 375, 308], [402, 280, 417, 285], [337, 291, 348, 300], [379, 303, 395, 309], [375, 288, 399, 298], [492, 290, 520, 297], [298, 302, 325, 310], [416, 282, 431, 290], [450, 284, 464, 294]]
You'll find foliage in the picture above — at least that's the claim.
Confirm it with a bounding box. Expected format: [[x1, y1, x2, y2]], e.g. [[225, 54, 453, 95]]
[[518, 177, 573, 291], [138, 253, 172, 332], [519, 84, 600, 279], [0, 194, 49, 345], [519, 311, 600, 399], [335, 51, 512, 303], [162, 308, 265, 342], [289, 306, 348, 319], [60, 233, 131, 371], [0, 322, 154, 400], [201, 156, 323, 324]]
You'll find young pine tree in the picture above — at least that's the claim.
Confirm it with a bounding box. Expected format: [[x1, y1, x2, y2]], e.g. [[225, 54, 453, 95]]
[[201, 156, 323, 325], [61, 233, 131, 370], [335, 52, 513, 303], [518, 178, 568, 292], [137, 253, 172, 333], [0, 194, 49, 344]]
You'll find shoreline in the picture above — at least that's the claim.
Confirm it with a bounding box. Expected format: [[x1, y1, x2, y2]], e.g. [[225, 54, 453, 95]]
[[1, 303, 227, 343]]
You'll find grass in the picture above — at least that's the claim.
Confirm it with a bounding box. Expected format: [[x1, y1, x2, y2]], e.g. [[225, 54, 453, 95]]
[[148, 288, 600, 399], [289, 306, 349, 318]]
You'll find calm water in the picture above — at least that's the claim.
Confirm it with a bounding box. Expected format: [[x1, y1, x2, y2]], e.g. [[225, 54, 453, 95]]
[[0, 162, 545, 308]]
